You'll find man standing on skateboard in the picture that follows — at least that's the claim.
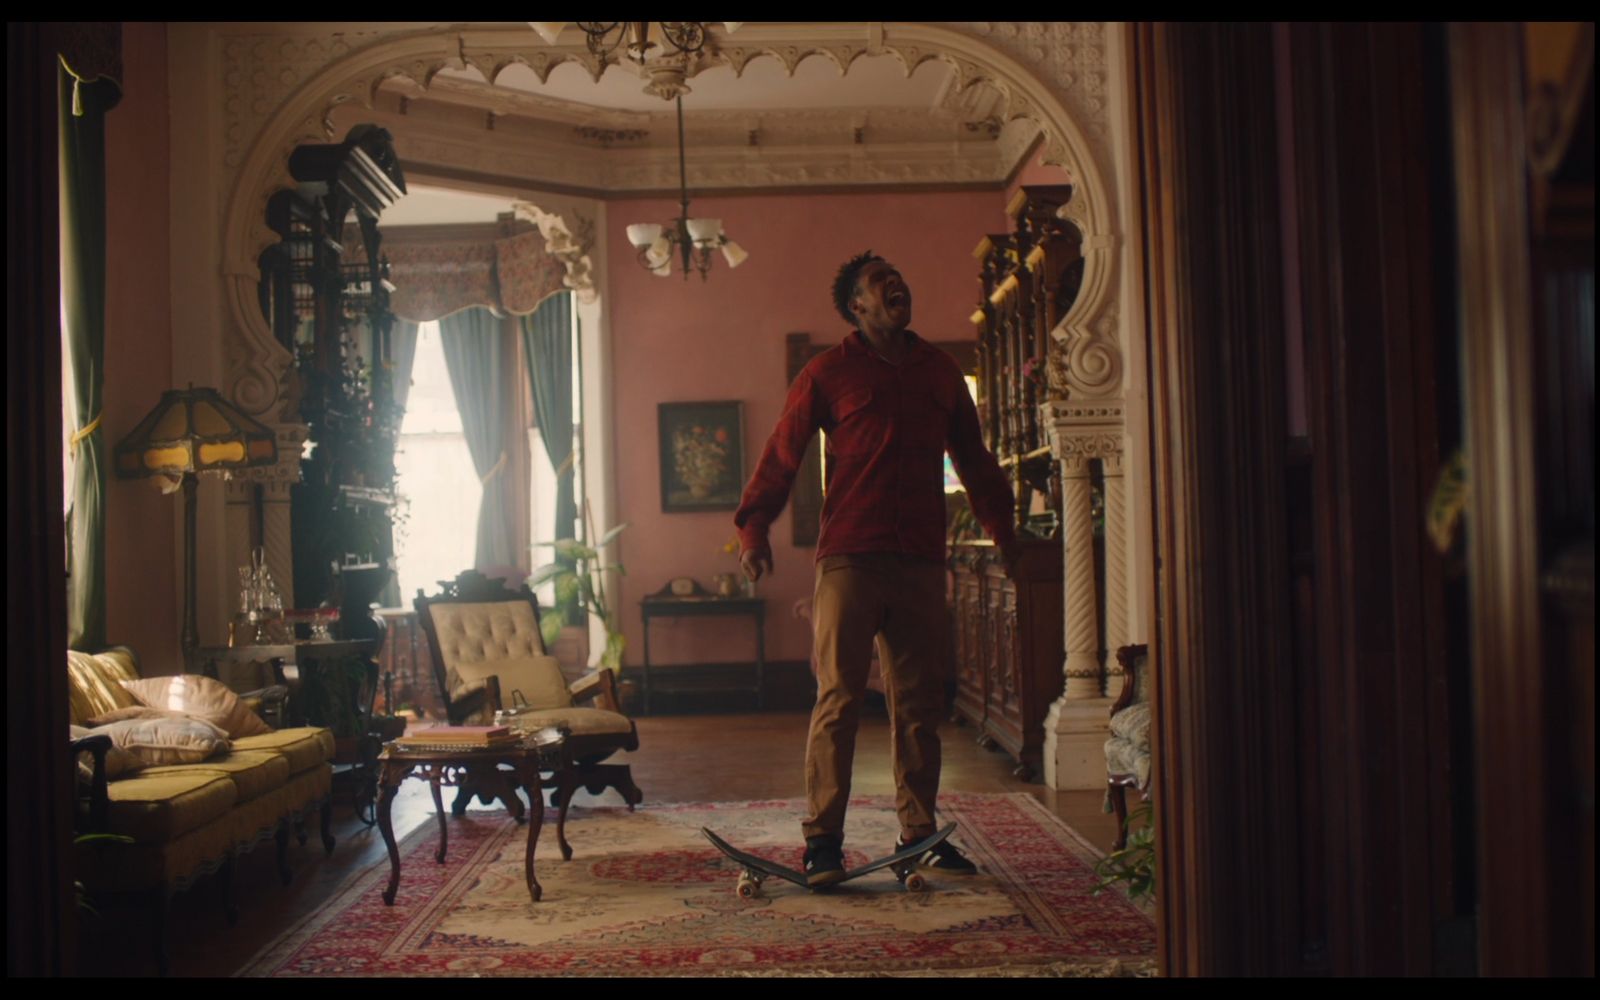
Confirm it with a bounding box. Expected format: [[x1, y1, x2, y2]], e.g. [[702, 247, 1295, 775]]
[[735, 251, 1019, 886]]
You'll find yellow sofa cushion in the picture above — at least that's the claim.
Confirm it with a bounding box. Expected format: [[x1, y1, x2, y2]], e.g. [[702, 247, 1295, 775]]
[[140, 750, 289, 805], [230, 727, 334, 775], [68, 650, 140, 727], [105, 770, 238, 844]]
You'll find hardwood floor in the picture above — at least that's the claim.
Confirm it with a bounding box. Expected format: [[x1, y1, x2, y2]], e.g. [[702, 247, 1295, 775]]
[[78, 710, 1123, 977]]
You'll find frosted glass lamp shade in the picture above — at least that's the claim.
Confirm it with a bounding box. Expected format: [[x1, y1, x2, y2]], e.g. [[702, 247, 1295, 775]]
[[627, 223, 664, 248], [720, 240, 749, 268], [686, 218, 723, 244]]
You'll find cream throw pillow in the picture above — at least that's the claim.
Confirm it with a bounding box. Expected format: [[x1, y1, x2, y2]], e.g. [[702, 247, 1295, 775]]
[[450, 654, 572, 711], [70, 724, 147, 780], [88, 716, 230, 767], [120, 674, 273, 738]]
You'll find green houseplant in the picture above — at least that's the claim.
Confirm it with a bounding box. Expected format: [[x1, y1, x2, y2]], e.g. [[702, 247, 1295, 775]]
[[1093, 800, 1156, 903], [530, 521, 629, 671]]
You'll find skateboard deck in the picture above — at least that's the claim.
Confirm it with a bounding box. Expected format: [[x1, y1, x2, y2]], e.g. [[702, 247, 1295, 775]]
[[702, 823, 958, 897]]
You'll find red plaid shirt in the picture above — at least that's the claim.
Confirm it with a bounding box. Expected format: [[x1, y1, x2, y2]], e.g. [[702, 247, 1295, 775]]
[[735, 330, 1016, 562]]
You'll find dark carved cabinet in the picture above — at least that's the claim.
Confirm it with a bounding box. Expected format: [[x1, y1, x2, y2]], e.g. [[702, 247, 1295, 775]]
[[948, 539, 1064, 779]]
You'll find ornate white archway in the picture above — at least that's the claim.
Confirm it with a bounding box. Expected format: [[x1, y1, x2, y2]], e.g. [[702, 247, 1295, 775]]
[[206, 25, 1133, 785]]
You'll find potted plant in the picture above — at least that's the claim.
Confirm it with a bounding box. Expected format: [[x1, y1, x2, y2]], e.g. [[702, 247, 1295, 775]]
[[1093, 801, 1156, 903], [530, 521, 629, 671]]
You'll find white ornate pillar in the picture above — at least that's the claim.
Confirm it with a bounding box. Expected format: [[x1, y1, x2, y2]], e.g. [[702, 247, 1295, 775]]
[[1102, 449, 1130, 682], [1057, 447, 1103, 699], [1041, 400, 1123, 790]]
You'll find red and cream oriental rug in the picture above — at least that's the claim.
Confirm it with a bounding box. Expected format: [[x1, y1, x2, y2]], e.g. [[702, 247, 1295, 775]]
[[239, 793, 1156, 977]]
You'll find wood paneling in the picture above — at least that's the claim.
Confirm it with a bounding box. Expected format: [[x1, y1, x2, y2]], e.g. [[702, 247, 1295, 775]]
[[947, 540, 1063, 779]]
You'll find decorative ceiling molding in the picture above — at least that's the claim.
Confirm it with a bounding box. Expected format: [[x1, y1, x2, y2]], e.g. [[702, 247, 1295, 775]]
[[941, 21, 1112, 180], [354, 109, 1011, 196]]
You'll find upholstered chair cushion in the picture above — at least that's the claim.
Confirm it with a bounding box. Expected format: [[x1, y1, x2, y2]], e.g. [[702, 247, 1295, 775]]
[[1109, 702, 1151, 745], [503, 706, 633, 737], [120, 674, 273, 738], [92, 715, 231, 768], [1104, 736, 1153, 791], [427, 600, 547, 671], [451, 654, 573, 712], [444, 675, 497, 726]]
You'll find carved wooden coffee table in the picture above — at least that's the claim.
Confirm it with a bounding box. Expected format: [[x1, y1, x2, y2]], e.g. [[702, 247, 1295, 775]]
[[375, 728, 567, 905]]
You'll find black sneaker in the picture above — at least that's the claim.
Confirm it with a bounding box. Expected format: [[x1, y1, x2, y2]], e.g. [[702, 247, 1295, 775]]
[[898, 835, 978, 874], [803, 835, 847, 887]]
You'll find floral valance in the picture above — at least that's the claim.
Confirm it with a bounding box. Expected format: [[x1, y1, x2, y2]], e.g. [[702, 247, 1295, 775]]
[[496, 230, 569, 315], [383, 229, 569, 322]]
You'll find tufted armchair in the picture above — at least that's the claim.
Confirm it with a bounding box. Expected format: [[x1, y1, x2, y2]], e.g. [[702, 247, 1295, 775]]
[[1104, 643, 1151, 850], [415, 570, 641, 855]]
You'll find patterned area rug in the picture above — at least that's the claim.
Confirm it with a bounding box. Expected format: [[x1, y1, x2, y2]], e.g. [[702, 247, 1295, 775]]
[[239, 794, 1156, 977]]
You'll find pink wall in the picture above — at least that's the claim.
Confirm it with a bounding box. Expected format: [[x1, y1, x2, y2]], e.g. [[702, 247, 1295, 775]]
[[608, 189, 1003, 669], [103, 22, 179, 671]]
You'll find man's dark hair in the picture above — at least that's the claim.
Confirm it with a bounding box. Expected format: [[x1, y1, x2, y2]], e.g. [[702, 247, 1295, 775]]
[[831, 250, 885, 325]]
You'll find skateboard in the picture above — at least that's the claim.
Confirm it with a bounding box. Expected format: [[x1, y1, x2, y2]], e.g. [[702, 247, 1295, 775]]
[[702, 823, 958, 898]]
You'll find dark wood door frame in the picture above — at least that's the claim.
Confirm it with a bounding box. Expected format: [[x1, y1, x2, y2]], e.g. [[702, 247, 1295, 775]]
[[1134, 22, 1478, 975], [1450, 21, 1595, 977]]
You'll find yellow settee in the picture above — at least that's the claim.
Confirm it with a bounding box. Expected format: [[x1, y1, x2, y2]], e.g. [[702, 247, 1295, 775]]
[[68, 647, 336, 974]]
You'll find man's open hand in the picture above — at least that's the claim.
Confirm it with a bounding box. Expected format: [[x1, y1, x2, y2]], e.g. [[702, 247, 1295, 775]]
[[741, 547, 773, 582]]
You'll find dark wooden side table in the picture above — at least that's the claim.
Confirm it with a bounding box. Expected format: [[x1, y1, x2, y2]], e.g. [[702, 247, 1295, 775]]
[[639, 594, 766, 714], [375, 728, 567, 904]]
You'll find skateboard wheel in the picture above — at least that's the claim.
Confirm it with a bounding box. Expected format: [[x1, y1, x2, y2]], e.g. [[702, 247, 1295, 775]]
[[737, 876, 760, 899], [904, 872, 928, 892]]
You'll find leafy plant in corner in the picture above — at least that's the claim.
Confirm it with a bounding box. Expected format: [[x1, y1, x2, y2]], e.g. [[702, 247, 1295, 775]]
[[1093, 800, 1156, 903], [530, 521, 629, 671]]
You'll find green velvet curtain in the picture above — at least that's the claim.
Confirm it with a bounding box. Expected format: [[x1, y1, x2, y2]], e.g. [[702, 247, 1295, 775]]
[[59, 57, 120, 651], [377, 317, 419, 609], [521, 291, 577, 544], [438, 307, 513, 570], [389, 318, 421, 417]]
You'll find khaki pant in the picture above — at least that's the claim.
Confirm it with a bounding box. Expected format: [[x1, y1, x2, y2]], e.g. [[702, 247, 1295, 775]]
[[803, 553, 948, 844]]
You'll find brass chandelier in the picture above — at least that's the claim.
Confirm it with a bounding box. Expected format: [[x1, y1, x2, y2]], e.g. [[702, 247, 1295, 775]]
[[528, 21, 741, 65], [624, 94, 747, 280]]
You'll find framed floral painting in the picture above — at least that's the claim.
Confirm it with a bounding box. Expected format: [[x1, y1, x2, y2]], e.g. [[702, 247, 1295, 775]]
[[658, 401, 745, 512]]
